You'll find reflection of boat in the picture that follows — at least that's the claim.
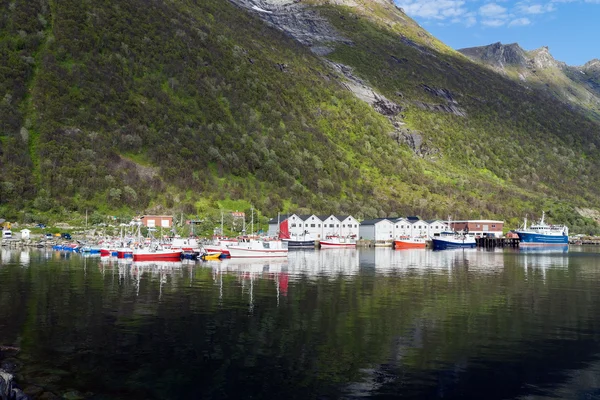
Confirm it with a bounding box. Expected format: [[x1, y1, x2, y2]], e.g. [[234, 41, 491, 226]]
[[227, 238, 288, 258], [320, 235, 356, 248], [131, 261, 183, 268], [518, 245, 569, 253], [216, 257, 288, 273], [393, 236, 426, 249], [431, 232, 476, 250], [515, 212, 569, 246]]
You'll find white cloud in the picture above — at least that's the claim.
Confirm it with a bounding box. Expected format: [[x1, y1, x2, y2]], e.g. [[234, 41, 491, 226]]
[[481, 18, 507, 27], [396, 0, 599, 27], [508, 17, 532, 26], [479, 3, 508, 18], [515, 2, 556, 13], [396, 0, 468, 20]]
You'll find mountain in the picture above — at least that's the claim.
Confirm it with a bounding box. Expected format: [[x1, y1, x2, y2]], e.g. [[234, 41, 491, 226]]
[[1, 0, 600, 232], [458, 42, 600, 123]]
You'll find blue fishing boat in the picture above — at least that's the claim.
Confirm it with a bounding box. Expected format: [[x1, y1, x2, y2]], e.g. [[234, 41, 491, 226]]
[[431, 231, 476, 250], [515, 212, 568, 246]]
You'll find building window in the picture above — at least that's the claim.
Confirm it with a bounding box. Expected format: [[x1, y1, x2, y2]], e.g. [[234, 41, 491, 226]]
[[492, 224, 496, 228], [291, 223, 296, 227], [336, 224, 339, 227], [318, 224, 321, 227], [310, 224, 315, 228], [329, 224, 334, 228], [343, 224, 346, 227]]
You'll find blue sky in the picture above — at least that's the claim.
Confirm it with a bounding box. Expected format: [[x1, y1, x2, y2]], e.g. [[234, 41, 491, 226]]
[[394, 0, 599, 66]]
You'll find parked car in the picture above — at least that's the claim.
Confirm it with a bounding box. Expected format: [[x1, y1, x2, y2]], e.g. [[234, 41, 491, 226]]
[[45, 233, 53, 240], [61, 233, 72, 240], [2, 230, 12, 239], [36, 223, 46, 229]]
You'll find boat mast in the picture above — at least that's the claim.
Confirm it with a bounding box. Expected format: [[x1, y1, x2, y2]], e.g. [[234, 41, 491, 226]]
[[251, 206, 254, 237], [221, 211, 224, 237]]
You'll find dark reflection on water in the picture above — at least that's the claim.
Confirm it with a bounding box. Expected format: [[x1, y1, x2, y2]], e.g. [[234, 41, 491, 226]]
[[2, 247, 600, 399]]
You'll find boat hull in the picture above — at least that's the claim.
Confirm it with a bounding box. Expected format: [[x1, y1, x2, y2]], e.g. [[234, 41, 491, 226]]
[[432, 238, 476, 250], [394, 240, 426, 249], [227, 247, 288, 258], [133, 251, 182, 261], [204, 246, 231, 257], [283, 239, 315, 249], [516, 231, 568, 245]]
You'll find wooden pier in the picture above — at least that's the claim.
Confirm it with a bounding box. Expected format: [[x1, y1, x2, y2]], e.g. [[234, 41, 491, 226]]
[[476, 237, 520, 248]]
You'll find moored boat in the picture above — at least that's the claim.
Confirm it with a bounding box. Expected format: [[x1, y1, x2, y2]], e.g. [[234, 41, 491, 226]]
[[515, 212, 568, 246], [200, 252, 223, 261], [132, 246, 182, 261], [227, 238, 288, 258], [117, 248, 133, 258], [319, 235, 356, 248], [204, 236, 238, 257], [431, 231, 476, 250], [394, 236, 427, 249], [278, 218, 315, 249]]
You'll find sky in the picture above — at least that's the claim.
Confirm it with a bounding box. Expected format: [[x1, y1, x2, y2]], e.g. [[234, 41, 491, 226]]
[[394, 0, 600, 66]]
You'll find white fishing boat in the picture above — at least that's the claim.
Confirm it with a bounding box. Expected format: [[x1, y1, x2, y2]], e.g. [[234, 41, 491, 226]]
[[319, 235, 356, 248], [227, 238, 289, 258]]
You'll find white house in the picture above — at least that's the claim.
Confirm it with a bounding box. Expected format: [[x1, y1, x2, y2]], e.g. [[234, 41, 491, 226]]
[[297, 214, 323, 239], [337, 215, 360, 238], [320, 215, 341, 237], [359, 218, 394, 241], [426, 220, 448, 237], [268, 213, 361, 239], [410, 219, 429, 237], [20, 229, 31, 240], [392, 217, 411, 238]]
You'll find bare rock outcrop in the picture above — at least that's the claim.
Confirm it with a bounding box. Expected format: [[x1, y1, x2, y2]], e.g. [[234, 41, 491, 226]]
[[228, 0, 351, 54]]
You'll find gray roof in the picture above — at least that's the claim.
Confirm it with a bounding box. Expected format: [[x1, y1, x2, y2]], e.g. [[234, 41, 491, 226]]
[[360, 218, 393, 226], [335, 215, 351, 221]]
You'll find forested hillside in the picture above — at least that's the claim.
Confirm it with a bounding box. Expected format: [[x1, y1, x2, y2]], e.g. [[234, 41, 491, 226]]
[[1, 0, 600, 231]]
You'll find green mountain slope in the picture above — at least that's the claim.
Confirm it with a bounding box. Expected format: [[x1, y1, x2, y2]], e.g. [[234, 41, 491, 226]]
[[1, 0, 599, 231]]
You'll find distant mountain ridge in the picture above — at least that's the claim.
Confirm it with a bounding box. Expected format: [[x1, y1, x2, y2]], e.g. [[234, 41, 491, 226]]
[[458, 42, 600, 121]]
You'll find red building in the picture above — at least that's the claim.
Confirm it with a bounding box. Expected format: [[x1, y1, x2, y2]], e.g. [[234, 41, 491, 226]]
[[141, 215, 173, 229], [450, 220, 504, 237]]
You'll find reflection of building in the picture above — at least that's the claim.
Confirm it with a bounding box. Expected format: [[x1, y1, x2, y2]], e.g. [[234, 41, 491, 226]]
[[141, 215, 173, 228]]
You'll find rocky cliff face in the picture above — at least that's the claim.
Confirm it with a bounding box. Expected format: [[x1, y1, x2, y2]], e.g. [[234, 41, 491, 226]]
[[459, 42, 528, 69], [228, 0, 351, 55]]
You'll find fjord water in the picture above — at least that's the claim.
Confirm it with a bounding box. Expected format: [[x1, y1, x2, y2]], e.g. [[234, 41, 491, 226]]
[[2, 247, 600, 399]]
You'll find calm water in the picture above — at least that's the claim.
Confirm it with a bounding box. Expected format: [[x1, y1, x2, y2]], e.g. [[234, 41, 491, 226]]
[[2, 246, 600, 399]]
